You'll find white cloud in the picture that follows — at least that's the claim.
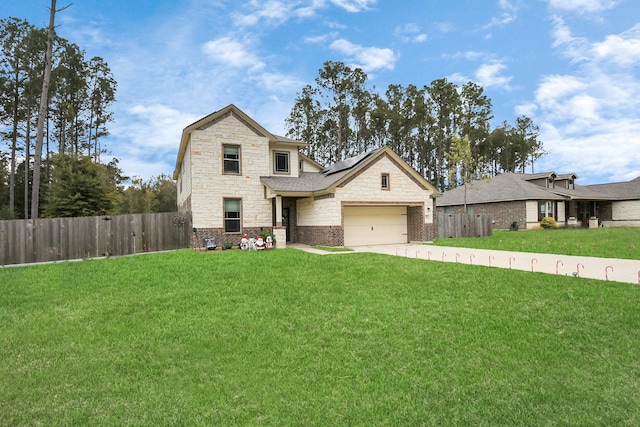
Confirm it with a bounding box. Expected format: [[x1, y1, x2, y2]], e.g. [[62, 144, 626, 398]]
[[474, 62, 512, 89], [546, 0, 620, 13], [447, 72, 470, 86], [231, 0, 375, 27], [125, 104, 196, 150], [330, 0, 376, 13], [537, 119, 640, 182], [519, 19, 640, 183], [445, 51, 485, 61], [202, 37, 265, 70], [550, 16, 591, 63], [535, 75, 586, 107], [251, 72, 308, 94], [448, 60, 512, 90], [329, 39, 397, 71], [592, 24, 640, 67], [394, 23, 428, 43], [481, 0, 518, 30], [232, 0, 295, 27], [109, 104, 201, 179], [305, 32, 339, 44]]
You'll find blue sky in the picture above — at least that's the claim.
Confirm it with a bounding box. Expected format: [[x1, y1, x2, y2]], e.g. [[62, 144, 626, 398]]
[[3, 0, 640, 184]]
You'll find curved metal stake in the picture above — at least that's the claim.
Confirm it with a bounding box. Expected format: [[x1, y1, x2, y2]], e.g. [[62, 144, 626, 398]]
[[605, 266, 613, 281]]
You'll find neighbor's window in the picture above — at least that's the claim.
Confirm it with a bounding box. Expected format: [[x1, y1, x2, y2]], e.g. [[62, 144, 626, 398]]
[[381, 173, 390, 190], [223, 145, 240, 174], [547, 177, 554, 188], [568, 179, 574, 190], [274, 151, 289, 174], [224, 198, 241, 232], [538, 200, 554, 221]]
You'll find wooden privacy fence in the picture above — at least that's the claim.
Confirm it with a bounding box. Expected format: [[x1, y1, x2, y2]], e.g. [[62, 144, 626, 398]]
[[0, 212, 192, 266], [438, 213, 493, 239]]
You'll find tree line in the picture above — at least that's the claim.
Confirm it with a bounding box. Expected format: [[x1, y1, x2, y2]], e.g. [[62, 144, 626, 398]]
[[0, 16, 176, 219], [286, 61, 546, 192]]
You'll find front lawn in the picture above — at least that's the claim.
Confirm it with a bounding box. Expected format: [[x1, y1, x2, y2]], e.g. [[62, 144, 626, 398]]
[[434, 227, 640, 260], [1, 249, 639, 425]]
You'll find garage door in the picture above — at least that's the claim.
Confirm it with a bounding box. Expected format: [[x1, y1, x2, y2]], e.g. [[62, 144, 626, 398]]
[[343, 206, 408, 246]]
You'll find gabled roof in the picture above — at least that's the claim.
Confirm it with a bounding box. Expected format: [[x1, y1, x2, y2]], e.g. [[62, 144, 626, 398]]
[[556, 173, 579, 181], [437, 172, 626, 207], [260, 146, 440, 197], [299, 152, 324, 170], [523, 171, 557, 181], [172, 104, 305, 179]]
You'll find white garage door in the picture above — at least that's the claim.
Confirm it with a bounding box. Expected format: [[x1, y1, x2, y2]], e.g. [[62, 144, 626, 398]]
[[343, 206, 408, 247]]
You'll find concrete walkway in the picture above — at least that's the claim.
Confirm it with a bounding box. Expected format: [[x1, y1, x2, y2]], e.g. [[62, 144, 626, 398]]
[[290, 243, 640, 285]]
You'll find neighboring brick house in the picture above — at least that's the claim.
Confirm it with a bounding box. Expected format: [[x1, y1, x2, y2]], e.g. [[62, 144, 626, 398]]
[[173, 104, 440, 248], [436, 172, 640, 229]]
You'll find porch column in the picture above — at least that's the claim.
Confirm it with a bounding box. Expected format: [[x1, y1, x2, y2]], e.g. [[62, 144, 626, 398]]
[[273, 195, 287, 248], [275, 195, 283, 227]]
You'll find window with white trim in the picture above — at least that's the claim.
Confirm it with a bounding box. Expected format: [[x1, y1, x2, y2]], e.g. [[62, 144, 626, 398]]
[[223, 145, 240, 174], [224, 198, 241, 232], [538, 201, 554, 221]]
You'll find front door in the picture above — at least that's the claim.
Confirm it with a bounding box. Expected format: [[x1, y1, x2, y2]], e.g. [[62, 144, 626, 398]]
[[282, 208, 290, 242]]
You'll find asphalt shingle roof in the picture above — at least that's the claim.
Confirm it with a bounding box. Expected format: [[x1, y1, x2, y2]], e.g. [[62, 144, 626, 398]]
[[260, 148, 383, 194], [437, 172, 640, 206], [260, 170, 350, 193], [586, 178, 640, 200]]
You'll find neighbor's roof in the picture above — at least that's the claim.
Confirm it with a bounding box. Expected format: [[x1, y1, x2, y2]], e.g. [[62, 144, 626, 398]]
[[585, 178, 640, 201], [260, 146, 440, 197], [172, 104, 305, 180], [436, 172, 636, 207]]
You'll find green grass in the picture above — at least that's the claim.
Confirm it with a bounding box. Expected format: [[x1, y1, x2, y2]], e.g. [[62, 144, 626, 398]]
[[2, 249, 640, 425], [434, 227, 640, 260]]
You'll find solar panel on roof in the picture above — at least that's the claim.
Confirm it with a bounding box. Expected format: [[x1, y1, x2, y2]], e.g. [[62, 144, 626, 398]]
[[320, 150, 376, 175]]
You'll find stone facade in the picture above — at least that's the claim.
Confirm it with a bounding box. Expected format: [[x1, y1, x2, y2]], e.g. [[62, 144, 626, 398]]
[[175, 105, 439, 248]]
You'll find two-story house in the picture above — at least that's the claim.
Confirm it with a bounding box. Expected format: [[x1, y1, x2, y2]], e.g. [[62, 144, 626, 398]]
[[173, 104, 440, 248]]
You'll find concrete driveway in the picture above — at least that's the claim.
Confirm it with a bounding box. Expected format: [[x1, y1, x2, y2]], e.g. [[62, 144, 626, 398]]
[[343, 244, 640, 285]]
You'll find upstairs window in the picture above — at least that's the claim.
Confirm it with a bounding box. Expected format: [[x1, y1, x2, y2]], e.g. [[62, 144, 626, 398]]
[[568, 179, 574, 190], [381, 173, 390, 190], [224, 198, 241, 232], [547, 177, 554, 188], [223, 145, 240, 174], [274, 151, 289, 174]]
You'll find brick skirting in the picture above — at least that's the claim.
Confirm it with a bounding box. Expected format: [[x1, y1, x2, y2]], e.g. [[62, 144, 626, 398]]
[[192, 227, 273, 249], [297, 226, 344, 247]]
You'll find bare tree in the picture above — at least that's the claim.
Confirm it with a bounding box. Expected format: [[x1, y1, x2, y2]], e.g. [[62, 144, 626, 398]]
[[31, 1, 70, 218]]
